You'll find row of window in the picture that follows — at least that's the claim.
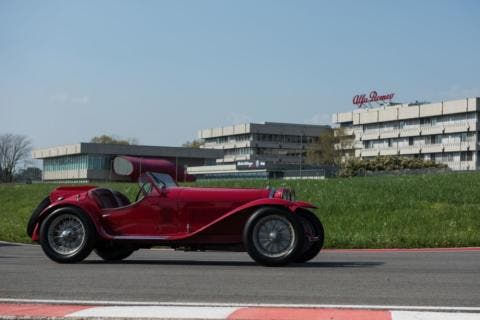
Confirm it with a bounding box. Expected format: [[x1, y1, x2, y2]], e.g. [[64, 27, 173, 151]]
[[365, 152, 474, 162], [208, 134, 251, 144], [44, 155, 110, 172], [363, 133, 477, 149], [224, 148, 255, 156], [223, 147, 307, 157], [424, 152, 473, 162], [205, 133, 319, 145], [253, 134, 317, 144], [362, 112, 477, 133]]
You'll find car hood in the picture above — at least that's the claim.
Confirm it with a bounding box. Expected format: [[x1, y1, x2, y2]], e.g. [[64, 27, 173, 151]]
[[176, 187, 271, 204]]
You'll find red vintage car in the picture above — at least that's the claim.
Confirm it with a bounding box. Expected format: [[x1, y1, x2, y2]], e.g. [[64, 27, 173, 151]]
[[27, 172, 324, 266]]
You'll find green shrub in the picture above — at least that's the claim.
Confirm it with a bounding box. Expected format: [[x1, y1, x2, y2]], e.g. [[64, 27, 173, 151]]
[[339, 156, 447, 177]]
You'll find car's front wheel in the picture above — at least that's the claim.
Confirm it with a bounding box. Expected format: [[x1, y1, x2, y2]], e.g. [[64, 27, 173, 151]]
[[39, 207, 96, 263], [244, 207, 304, 266]]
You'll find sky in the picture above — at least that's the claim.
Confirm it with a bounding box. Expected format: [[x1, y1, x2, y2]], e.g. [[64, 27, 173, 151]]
[[1, 0, 480, 149]]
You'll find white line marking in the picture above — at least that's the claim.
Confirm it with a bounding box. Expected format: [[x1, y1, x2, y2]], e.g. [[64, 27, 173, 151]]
[[67, 306, 238, 319], [392, 311, 480, 320], [1, 298, 479, 313], [0, 241, 36, 246]]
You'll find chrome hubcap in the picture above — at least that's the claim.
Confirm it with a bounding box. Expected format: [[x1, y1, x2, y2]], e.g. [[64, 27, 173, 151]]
[[253, 215, 295, 258], [269, 231, 278, 241], [47, 214, 86, 255]]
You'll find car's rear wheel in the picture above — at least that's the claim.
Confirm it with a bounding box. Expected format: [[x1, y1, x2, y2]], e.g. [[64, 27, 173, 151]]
[[294, 210, 324, 263], [244, 207, 304, 266], [39, 207, 96, 263], [95, 244, 134, 261]]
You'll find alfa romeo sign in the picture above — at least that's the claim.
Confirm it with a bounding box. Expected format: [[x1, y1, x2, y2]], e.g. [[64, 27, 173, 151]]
[[353, 91, 395, 107]]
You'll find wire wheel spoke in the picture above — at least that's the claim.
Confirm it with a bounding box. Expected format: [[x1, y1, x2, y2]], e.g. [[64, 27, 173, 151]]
[[253, 215, 296, 258], [47, 214, 86, 255]]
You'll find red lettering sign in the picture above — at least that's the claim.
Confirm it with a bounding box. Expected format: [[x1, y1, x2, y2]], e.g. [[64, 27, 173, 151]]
[[353, 91, 395, 107]]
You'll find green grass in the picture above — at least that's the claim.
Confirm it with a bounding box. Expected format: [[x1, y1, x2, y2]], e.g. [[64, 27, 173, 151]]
[[1, 173, 479, 248], [0, 182, 138, 244]]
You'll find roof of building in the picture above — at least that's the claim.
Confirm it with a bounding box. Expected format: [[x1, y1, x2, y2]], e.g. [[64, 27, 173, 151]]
[[32, 142, 223, 159], [198, 122, 331, 139], [332, 97, 479, 125]]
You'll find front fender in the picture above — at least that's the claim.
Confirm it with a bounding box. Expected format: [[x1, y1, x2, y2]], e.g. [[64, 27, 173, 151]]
[[236, 198, 317, 212], [182, 198, 317, 243]]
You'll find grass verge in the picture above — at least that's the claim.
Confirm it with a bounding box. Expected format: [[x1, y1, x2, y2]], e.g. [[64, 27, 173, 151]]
[[0, 173, 479, 248]]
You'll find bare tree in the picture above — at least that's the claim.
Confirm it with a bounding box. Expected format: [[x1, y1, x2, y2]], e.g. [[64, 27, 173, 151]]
[[0, 134, 32, 183]]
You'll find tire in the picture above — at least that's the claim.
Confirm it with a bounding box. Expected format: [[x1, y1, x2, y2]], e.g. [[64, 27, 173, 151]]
[[27, 196, 51, 238], [243, 207, 304, 267], [94, 244, 134, 261], [39, 207, 96, 263], [294, 210, 325, 263]]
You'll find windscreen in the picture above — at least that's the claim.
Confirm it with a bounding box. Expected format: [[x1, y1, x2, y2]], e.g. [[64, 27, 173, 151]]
[[149, 172, 178, 188]]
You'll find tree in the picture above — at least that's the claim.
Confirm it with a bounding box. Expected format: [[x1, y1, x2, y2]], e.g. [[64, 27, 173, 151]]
[[306, 127, 353, 166], [182, 139, 204, 148], [15, 167, 42, 182], [0, 134, 33, 183], [90, 135, 139, 145], [306, 128, 335, 166]]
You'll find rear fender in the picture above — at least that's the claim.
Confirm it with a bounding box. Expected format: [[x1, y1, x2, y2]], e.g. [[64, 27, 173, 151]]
[[31, 198, 111, 242], [49, 185, 97, 202]]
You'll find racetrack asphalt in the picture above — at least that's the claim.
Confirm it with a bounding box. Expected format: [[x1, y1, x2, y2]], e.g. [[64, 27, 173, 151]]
[[0, 243, 479, 308]]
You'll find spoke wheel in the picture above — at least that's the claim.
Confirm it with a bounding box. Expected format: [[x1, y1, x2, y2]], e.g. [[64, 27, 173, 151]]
[[39, 207, 96, 263], [47, 214, 86, 256], [244, 207, 304, 266], [252, 215, 295, 258]]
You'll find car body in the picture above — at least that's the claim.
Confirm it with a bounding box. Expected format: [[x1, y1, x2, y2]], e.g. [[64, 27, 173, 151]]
[[27, 172, 324, 266]]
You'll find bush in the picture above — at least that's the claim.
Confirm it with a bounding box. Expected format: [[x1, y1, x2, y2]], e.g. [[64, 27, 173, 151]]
[[338, 156, 447, 177]]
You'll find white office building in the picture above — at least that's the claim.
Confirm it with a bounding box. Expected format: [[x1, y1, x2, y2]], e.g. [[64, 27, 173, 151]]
[[332, 97, 480, 171], [187, 122, 331, 179]]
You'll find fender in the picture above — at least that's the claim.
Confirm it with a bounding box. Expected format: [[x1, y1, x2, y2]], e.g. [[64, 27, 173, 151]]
[[174, 197, 317, 242], [30, 193, 113, 242], [27, 186, 97, 239], [49, 185, 97, 202]]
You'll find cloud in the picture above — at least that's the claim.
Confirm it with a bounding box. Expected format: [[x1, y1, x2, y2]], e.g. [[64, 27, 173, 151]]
[[50, 93, 69, 103], [70, 96, 90, 104], [304, 113, 332, 125], [50, 92, 91, 105]]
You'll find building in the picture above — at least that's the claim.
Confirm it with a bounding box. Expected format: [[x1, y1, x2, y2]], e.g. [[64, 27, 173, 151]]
[[187, 122, 331, 179], [332, 97, 480, 171], [32, 143, 222, 182]]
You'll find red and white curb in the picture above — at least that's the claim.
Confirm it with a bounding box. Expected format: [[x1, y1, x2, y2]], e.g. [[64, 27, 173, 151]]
[[0, 300, 480, 320]]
